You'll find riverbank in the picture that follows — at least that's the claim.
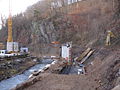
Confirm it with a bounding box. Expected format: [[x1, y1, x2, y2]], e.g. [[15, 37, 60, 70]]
[[0, 58, 54, 90], [0, 56, 39, 81], [12, 60, 67, 90]]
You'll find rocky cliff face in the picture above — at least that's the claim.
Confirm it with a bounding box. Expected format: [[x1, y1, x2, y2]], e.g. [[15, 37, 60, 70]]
[[31, 20, 58, 44], [29, 16, 73, 56]]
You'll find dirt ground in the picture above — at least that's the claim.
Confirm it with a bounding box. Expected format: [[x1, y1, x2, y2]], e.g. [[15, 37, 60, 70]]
[[24, 73, 97, 90], [14, 46, 120, 90]]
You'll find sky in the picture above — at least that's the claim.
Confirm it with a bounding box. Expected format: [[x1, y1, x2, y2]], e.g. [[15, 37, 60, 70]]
[[0, 0, 40, 16], [0, 0, 40, 28]]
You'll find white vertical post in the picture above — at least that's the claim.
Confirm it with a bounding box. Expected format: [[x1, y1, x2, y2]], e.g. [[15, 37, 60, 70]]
[[7, 42, 13, 52], [61, 42, 72, 63]]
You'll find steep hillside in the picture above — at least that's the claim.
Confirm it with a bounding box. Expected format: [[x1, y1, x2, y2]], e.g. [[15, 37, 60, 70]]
[[0, 0, 120, 55], [67, 0, 120, 46]]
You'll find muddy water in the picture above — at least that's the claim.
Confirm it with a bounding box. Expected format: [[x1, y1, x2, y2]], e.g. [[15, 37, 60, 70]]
[[0, 59, 53, 90]]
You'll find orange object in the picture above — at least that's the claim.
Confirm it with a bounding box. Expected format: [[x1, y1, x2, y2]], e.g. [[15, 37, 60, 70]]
[[51, 41, 60, 44], [7, 14, 13, 42], [7, 0, 13, 42]]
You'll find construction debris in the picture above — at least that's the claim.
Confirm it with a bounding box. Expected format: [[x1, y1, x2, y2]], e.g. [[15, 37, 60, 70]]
[[75, 47, 94, 64], [28, 60, 67, 79], [76, 48, 91, 62], [80, 50, 94, 64], [77, 64, 85, 75]]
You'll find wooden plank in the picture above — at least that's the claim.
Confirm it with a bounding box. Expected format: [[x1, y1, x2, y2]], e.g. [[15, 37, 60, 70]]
[[76, 48, 91, 62], [81, 50, 94, 64]]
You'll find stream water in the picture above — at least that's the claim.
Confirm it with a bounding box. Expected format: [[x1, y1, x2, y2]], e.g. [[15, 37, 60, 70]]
[[0, 59, 53, 90]]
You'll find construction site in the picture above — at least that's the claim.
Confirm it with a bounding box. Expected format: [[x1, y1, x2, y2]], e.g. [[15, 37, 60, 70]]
[[0, 0, 120, 90]]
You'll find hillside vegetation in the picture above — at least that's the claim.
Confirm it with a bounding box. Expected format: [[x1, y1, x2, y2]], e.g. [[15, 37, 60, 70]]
[[0, 0, 120, 55]]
